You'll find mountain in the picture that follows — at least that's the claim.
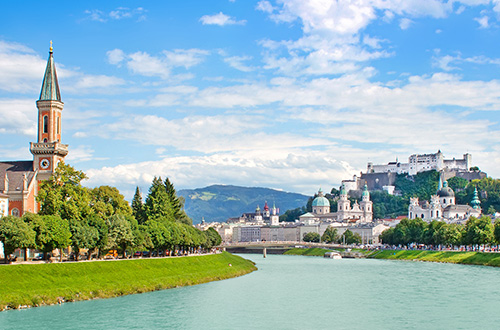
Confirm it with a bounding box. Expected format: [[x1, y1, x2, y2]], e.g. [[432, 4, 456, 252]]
[[177, 185, 309, 224]]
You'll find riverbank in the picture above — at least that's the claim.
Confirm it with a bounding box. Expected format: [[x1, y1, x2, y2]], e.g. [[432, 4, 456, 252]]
[[367, 249, 500, 267], [284, 247, 332, 256], [0, 252, 256, 311]]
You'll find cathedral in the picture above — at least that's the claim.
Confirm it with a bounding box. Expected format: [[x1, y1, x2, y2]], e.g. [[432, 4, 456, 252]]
[[0, 44, 68, 216], [300, 185, 373, 224]]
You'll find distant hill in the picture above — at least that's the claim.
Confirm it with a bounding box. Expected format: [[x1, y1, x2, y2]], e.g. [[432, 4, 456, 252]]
[[178, 185, 309, 224]]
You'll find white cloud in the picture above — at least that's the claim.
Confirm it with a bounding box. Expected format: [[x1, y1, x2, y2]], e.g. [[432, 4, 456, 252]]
[[65, 145, 95, 162], [256, 0, 274, 13], [84, 7, 147, 22], [399, 18, 413, 29], [224, 55, 255, 72], [199, 12, 246, 26], [108, 49, 209, 79], [474, 15, 490, 28], [106, 49, 125, 65], [0, 99, 36, 136]]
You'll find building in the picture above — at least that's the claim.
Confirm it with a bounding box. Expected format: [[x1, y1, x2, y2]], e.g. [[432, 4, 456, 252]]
[[299, 185, 373, 224], [227, 201, 279, 226], [408, 180, 481, 223], [0, 44, 67, 216], [0, 193, 8, 258]]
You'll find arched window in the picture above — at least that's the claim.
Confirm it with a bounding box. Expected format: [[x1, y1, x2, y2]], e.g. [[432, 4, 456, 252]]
[[431, 211, 434, 217], [436, 211, 439, 217], [410, 212, 413, 219], [421, 214, 424, 218], [43, 115, 48, 134]]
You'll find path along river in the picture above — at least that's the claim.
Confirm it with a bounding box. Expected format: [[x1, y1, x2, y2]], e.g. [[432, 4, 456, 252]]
[[1, 254, 499, 330]]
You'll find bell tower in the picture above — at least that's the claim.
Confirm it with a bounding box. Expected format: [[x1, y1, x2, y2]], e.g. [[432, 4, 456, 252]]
[[30, 42, 68, 180]]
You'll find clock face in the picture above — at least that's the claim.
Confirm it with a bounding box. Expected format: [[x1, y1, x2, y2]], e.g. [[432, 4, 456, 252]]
[[40, 158, 50, 170]]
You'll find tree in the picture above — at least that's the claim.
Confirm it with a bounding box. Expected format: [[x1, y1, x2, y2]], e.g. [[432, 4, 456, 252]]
[[132, 186, 146, 224], [144, 177, 174, 222], [379, 227, 395, 245], [204, 227, 222, 249], [164, 178, 192, 225], [37, 162, 91, 223], [341, 230, 361, 245], [423, 220, 446, 246], [68, 218, 99, 261], [90, 185, 132, 220], [321, 227, 338, 243], [0, 216, 36, 263], [494, 219, 500, 245], [279, 207, 307, 222], [303, 232, 320, 242], [32, 215, 72, 262], [438, 223, 463, 247], [86, 214, 108, 259], [463, 216, 494, 247], [106, 214, 135, 258]]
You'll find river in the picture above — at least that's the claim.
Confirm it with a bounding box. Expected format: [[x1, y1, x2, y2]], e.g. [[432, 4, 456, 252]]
[[1, 254, 499, 330]]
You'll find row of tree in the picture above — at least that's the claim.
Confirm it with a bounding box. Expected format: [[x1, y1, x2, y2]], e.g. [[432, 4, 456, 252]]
[[302, 228, 362, 245], [379, 216, 500, 247], [0, 162, 221, 263]]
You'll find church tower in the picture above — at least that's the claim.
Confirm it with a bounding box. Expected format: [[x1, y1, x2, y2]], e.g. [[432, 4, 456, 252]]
[[30, 42, 68, 181], [359, 184, 373, 222]]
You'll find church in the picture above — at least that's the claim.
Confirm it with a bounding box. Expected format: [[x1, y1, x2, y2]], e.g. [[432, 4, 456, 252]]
[[299, 185, 373, 224], [0, 44, 68, 216]]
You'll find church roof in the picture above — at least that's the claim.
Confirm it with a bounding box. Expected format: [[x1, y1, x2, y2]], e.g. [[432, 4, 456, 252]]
[[0, 161, 35, 192], [437, 181, 455, 197], [39, 45, 61, 102]]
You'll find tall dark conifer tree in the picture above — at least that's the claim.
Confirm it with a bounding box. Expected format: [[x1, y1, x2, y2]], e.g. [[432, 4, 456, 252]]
[[132, 186, 146, 224]]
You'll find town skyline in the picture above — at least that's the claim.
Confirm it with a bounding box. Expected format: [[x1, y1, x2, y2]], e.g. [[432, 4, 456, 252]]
[[2, 1, 500, 199]]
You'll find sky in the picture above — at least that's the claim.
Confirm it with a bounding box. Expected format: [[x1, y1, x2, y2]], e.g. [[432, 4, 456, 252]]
[[1, 0, 500, 200]]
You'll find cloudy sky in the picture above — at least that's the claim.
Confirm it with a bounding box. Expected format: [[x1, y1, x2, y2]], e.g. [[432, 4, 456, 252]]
[[2, 0, 500, 200]]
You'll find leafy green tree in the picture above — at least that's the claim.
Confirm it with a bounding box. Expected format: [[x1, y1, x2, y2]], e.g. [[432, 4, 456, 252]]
[[379, 227, 395, 245], [204, 227, 222, 249], [86, 214, 108, 259], [487, 205, 496, 215], [90, 185, 132, 220], [132, 186, 146, 224], [303, 232, 320, 242], [341, 229, 362, 245], [447, 177, 468, 192], [395, 218, 427, 245], [106, 214, 135, 258], [395, 170, 440, 200], [144, 219, 171, 253], [370, 191, 408, 219], [0, 216, 36, 263], [321, 227, 338, 243], [279, 206, 307, 222], [423, 220, 446, 246], [37, 162, 91, 222], [494, 219, 500, 245], [32, 215, 72, 262], [438, 223, 463, 247], [463, 216, 494, 247], [68, 218, 99, 261]]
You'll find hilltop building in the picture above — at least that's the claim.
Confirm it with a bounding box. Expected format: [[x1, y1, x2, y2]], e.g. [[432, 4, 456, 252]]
[[227, 201, 279, 226], [0, 45, 67, 217], [408, 180, 481, 223]]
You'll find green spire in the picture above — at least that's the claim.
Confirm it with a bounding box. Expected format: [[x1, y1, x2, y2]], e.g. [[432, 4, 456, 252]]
[[340, 184, 346, 195], [362, 184, 369, 197], [39, 42, 61, 101], [471, 187, 481, 210]]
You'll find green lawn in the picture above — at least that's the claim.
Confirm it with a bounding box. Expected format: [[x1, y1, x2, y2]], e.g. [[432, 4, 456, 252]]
[[0, 252, 256, 310], [284, 247, 332, 256], [367, 250, 500, 267]]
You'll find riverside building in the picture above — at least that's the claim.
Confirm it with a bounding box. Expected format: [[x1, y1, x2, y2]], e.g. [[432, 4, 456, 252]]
[[0, 44, 68, 217]]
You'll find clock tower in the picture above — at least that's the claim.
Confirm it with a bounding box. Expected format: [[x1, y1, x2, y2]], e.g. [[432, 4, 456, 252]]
[[30, 42, 68, 180]]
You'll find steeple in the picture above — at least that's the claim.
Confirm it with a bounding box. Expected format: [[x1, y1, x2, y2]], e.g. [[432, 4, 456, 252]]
[[39, 41, 61, 102], [471, 187, 481, 210]]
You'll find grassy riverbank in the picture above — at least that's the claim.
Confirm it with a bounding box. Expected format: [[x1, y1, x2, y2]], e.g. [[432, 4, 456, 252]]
[[0, 252, 256, 310], [367, 250, 500, 267], [284, 247, 332, 256]]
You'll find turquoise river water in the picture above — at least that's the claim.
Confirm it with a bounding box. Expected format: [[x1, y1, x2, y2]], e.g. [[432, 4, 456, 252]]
[[1, 254, 499, 330]]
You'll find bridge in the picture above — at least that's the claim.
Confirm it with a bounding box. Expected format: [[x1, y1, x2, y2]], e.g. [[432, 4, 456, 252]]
[[220, 241, 366, 258]]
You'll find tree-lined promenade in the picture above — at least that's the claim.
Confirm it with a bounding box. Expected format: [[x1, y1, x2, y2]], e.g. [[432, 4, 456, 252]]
[[0, 162, 221, 263]]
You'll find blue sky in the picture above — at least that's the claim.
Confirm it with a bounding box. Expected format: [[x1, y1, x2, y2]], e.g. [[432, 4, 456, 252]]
[[2, 0, 500, 200]]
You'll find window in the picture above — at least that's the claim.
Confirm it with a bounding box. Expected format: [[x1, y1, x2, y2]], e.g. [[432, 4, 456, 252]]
[[11, 208, 19, 217], [43, 115, 48, 133]]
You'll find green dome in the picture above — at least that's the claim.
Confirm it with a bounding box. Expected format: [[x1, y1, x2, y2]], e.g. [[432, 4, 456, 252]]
[[312, 188, 330, 207], [312, 196, 330, 207]]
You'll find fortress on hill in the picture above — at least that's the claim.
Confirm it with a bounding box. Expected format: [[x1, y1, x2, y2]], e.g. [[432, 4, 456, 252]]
[[342, 150, 486, 194]]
